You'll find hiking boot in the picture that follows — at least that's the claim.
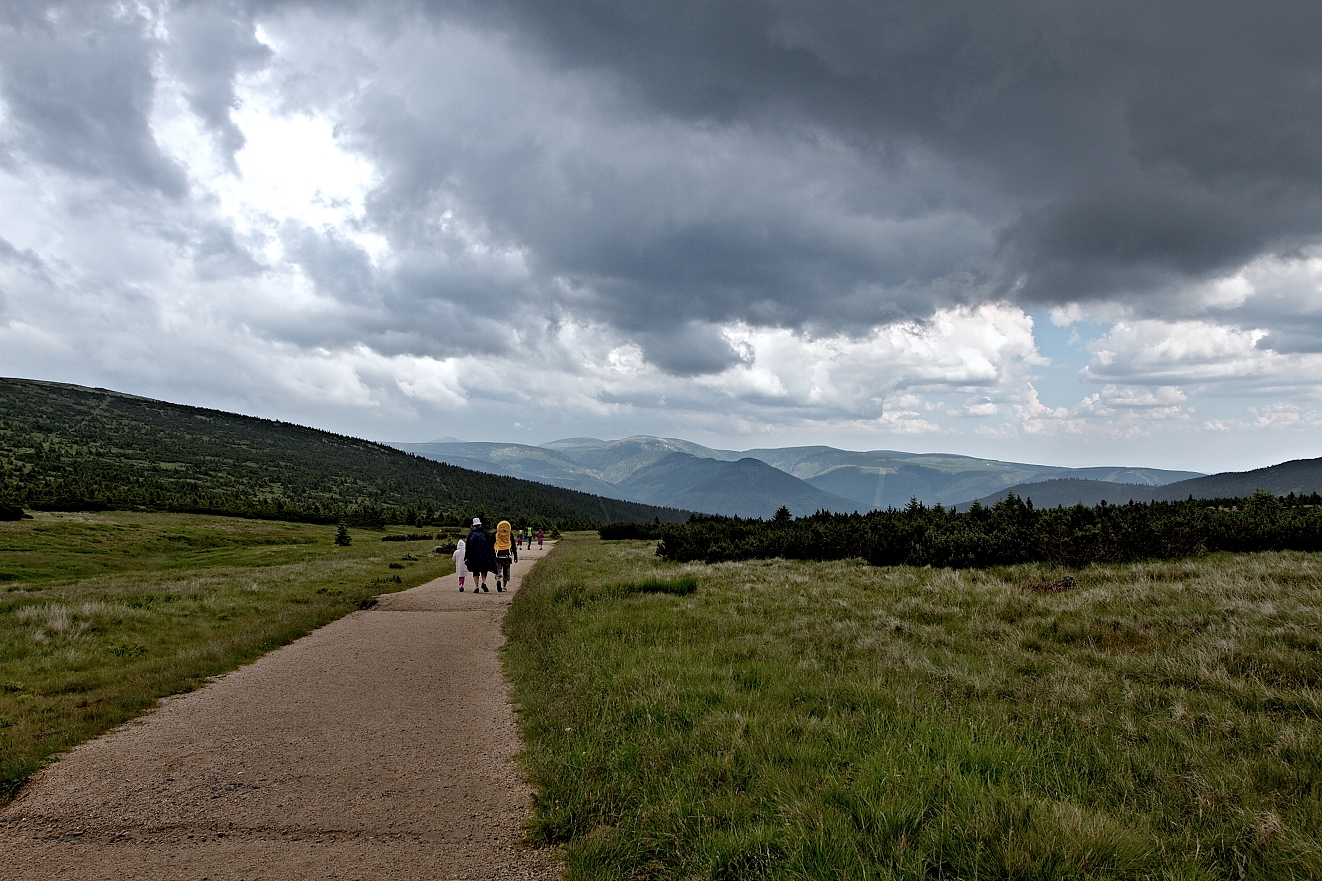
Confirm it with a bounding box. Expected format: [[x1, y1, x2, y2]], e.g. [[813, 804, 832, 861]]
[[482, 583, 489, 592], [497, 584, 505, 592], [459, 586, 464, 592]]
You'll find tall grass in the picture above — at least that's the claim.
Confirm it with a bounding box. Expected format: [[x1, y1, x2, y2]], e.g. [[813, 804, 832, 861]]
[[503, 534, 1322, 880], [0, 512, 451, 803]]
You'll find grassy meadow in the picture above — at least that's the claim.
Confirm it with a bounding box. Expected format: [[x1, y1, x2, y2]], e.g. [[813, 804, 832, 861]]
[[503, 534, 1322, 880], [0, 511, 454, 802]]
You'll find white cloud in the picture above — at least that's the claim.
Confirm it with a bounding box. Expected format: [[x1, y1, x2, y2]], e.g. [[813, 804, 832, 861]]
[[716, 302, 1042, 414], [1083, 318, 1322, 389]]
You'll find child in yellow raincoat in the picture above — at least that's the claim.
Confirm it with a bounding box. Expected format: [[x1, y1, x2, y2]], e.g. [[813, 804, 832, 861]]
[[494, 519, 514, 592]]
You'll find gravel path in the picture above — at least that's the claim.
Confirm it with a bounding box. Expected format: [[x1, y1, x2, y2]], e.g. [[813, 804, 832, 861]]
[[0, 542, 560, 880]]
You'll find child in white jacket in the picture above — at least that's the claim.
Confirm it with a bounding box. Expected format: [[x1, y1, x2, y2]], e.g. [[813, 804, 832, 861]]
[[453, 538, 468, 591]]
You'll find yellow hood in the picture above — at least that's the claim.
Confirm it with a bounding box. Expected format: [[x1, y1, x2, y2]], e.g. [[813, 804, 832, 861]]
[[494, 520, 512, 551]]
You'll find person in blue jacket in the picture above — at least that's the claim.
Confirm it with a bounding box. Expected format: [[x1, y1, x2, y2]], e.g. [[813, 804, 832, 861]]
[[464, 517, 497, 593]]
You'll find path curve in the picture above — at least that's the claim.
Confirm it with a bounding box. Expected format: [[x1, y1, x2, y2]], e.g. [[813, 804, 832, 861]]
[[0, 541, 559, 881]]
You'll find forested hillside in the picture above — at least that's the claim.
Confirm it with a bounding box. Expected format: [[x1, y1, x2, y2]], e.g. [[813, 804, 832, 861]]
[[0, 378, 686, 527]]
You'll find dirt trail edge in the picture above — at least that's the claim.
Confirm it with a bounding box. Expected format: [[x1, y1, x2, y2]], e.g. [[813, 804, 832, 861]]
[[0, 541, 561, 881]]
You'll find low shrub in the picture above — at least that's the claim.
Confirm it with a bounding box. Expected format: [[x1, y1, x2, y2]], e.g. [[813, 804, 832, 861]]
[[653, 491, 1322, 568], [599, 520, 663, 540]]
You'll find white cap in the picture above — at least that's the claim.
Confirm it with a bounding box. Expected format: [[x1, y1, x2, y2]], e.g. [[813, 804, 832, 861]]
[[472, 517, 481, 526]]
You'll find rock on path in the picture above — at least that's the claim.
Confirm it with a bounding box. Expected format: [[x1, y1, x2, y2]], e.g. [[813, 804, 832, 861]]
[[0, 543, 560, 881]]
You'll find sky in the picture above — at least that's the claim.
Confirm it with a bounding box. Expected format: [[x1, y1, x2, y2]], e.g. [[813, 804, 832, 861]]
[[2, 1, 1322, 473]]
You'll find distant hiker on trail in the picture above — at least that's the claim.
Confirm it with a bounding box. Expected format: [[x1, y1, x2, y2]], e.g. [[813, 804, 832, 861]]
[[494, 519, 514, 592], [536, 528, 544, 549], [525, 528, 533, 550], [453, 538, 468, 592], [465, 518, 497, 594]]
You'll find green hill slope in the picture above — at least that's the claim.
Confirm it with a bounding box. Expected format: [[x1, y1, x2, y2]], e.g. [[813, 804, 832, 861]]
[[964, 478, 1163, 509], [1152, 457, 1322, 501], [0, 378, 686, 527]]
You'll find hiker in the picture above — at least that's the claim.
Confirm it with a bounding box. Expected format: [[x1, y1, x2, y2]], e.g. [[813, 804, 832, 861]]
[[536, 528, 544, 549], [494, 519, 514, 591], [464, 518, 497, 593], [525, 528, 533, 550], [453, 538, 468, 592]]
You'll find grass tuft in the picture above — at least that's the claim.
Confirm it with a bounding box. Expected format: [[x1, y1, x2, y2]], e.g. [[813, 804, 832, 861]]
[[633, 577, 698, 596]]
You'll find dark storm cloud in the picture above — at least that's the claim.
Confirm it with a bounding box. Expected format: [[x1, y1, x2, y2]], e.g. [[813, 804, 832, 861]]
[[0, 2, 186, 195], [635, 322, 750, 377], [281, 223, 376, 302], [0, 235, 46, 272], [437, 0, 1322, 306], [275, 224, 516, 359], [190, 223, 262, 280], [166, 0, 271, 168], [8, 0, 1322, 388], [338, 17, 998, 348]]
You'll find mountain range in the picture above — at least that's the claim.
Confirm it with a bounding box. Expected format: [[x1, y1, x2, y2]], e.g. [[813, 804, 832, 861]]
[[970, 458, 1322, 509], [392, 437, 1209, 518], [4, 377, 1315, 523]]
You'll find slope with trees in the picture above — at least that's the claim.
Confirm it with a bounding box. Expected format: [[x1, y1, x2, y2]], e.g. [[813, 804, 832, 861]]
[[0, 378, 686, 527]]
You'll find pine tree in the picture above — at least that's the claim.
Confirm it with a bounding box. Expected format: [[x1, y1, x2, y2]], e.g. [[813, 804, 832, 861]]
[[334, 523, 352, 546]]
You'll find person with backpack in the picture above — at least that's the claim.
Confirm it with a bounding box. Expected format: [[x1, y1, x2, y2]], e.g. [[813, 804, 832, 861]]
[[464, 518, 497, 594], [493, 519, 514, 591]]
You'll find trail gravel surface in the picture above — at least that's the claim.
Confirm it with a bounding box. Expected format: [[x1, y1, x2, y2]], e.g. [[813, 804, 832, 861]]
[[0, 542, 560, 880]]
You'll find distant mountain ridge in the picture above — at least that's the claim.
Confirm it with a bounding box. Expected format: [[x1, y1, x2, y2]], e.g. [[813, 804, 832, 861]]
[[394, 435, 1203, 518], [966, 458, 1322, 509], [615, 452, 856, 518], [397, 441, 621, 497]]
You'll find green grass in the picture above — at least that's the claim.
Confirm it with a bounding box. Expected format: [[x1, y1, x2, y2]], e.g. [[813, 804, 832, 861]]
[[0, 511, 453, 803], [503, 534, 1322, 880]]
